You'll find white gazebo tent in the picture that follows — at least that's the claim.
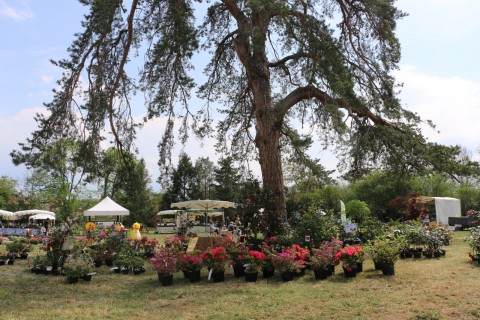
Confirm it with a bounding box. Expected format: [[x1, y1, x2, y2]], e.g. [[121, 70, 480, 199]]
[[431, 197, 461, 225], [14, 209, 56, 218], [84, 196, 129, 222], [29, 213, 56, 222], [0, 209, 15, 220], [420, 196, 461, 225]]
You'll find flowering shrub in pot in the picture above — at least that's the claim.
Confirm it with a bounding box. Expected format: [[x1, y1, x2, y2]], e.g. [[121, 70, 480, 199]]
[[244, 250, 266, 274], [163, 236, 185, 253], [200, 246, 228, 272], [150, 247, 178, 276], [271, 246, 304, 275], [177, 252, 203, 272], [335, 245, 363, 272], [224, 239, 249, 276], [176, 252, 203, 282], [260, 237, 277, 277], [310, 239, 342, 271]]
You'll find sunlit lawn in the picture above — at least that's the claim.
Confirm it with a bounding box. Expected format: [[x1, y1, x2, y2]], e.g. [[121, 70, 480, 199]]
[[1, 231, 480, 320]]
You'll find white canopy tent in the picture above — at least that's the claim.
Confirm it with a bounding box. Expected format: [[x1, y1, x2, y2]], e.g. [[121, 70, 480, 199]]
[[84, 197, 129, 220], [156, 210, 179, 216], [14, 209, 56, 218], [0, 209, 15, 220], [431, 197, 461, 225], [29, 213, 57, 221]]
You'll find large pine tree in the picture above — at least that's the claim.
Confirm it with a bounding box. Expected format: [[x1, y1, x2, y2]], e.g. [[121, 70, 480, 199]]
[[13, 0, 466, 234]]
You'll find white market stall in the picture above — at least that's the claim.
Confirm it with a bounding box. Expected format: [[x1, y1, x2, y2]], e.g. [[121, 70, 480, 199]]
[[84, 197, 129, 225], [420, 196, 461, 225], [431, 197, 461, 225], [171, 199, 236, 232], [156, 209, 227, 234], [156, 210, 180, 233], [29, 213, 57, 222], [14, 209, 56, 219]]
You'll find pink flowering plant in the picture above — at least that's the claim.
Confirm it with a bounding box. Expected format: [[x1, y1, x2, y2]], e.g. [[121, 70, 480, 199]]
[[150, 247, 178, 276], [334, 245, 364, 271], [310, 238, 343, 270], [271, 246, 305, 274], [176, 252, 203, 272], [244, 250, 267, 273], [200, 246, 229, 272], [163, 236, 185, 253]]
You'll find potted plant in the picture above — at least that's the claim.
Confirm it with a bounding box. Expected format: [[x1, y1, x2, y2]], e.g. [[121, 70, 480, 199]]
[[63, 252, 95, 283], [141, 237, 159, 258], [334, 245, 363, 278], [176, 252, 203, 283], [6, 239, 31, 259], [130, 255, 146, 274], [259, 237, 277, 278], [30, 254, 49, 274], [151, 247, 178, 286], [243, 250, 266, 282], [405, 223, 426, 258], [90, 246, 105, 267], [310, 238, 343, 279], [114, 250, 133, 274], [224, 239, 249, 277], [467, 227, 480, 263], [200, 246, 229, 282], [271, 246, 304, 282], [366, 235, 405, 275], [1, 251, 16, 265], [163, 236, 185, 253]]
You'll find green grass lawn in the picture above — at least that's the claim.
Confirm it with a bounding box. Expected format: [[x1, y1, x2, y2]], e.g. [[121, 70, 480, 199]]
[[1, 231, 480, 320]]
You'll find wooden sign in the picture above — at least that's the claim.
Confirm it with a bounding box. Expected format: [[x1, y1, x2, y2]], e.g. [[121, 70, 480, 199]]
[[186, 237, 199, 253]]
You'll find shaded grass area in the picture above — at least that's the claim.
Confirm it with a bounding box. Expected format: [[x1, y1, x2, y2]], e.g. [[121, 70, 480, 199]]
[[1, 231, 480, 320]]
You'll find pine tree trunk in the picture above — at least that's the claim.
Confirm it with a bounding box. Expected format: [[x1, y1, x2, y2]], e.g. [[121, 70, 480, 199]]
[[253, 77, 287, 235]]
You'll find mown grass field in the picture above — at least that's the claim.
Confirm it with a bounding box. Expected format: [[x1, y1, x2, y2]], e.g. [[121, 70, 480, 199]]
[[1, 231, 479, 320]]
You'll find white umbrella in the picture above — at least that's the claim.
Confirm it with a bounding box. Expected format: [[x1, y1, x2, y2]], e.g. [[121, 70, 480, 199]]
[[14, 209, 56, 218], [170, 199, 236, 210]]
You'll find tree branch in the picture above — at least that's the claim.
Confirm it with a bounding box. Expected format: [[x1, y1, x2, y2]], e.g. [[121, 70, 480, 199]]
[[269, 52, 311, 68]]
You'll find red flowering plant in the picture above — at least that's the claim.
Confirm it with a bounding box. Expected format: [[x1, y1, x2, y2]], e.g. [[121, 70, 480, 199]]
[[310, 238, 343, 270], [150, 247, 178, 276], [176, 252, 203, 272], [334, 245, 364, 271], [291, 244, 310, 266], [200, 246, 229, 272], [260, 237, 277, 271], [244, 250, 267, 273], [223, 238, 249, 268], [44, 226, 72, 272], [271, 246, 305, 274]]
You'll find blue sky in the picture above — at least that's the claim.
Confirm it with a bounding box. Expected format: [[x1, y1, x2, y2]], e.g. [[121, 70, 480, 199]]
[[1, 0, 479, 190]]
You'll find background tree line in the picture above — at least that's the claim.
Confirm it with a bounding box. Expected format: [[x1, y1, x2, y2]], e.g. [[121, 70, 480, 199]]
[[3, 144, 480, 228]]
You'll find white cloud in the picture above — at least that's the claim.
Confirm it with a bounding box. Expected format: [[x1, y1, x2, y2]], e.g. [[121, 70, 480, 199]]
[[40, 74, 53, 85], [0, 0, 34, 21], [0, 107, 46, 180], [396, 65, 480, 157]]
